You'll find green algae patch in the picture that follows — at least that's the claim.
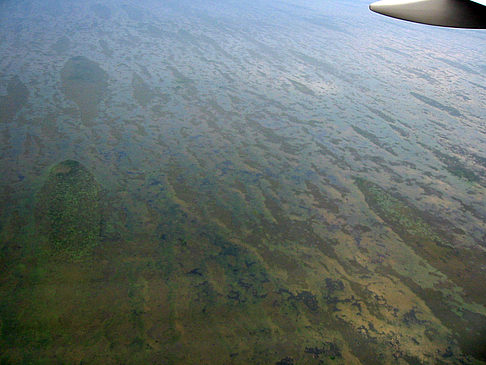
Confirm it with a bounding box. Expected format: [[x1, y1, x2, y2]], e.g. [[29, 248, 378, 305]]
[[35, 160, 102, 258], [354, 177, 443, 244], [355, 177, 486, 305]]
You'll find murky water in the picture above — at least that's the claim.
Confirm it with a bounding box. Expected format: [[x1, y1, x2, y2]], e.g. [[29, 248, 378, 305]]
[[1, 0, 485, 363]]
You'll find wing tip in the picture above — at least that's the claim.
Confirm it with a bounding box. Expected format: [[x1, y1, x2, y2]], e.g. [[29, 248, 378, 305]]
[[369, 0, 486, 29]]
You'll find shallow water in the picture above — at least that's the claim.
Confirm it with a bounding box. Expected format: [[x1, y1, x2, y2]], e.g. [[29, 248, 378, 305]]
[[0, 0, 485, 363]]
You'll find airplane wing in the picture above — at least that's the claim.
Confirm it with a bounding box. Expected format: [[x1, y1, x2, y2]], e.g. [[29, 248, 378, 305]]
[[369, 0, 486, 28]]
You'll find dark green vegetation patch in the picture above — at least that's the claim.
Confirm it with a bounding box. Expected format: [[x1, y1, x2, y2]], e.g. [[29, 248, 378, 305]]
[[0, 75, 29, 123], [60, 56, 108, 123], [35, 160, 102, 258], [433, 149, 480, 183], [410, 91, 462, 118]]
